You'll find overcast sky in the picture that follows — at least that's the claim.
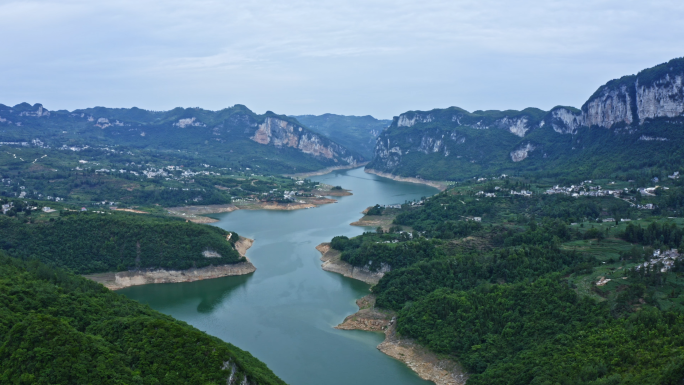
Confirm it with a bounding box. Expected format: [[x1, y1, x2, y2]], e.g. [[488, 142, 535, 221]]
[[1, 0, 683, 118]]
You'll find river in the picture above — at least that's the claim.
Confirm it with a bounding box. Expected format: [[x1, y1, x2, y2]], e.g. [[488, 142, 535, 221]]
[[119, 167, 439, 385]]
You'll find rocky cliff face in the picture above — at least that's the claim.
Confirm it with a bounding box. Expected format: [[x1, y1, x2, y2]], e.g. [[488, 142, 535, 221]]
[[496, 116, 530, 137], [448, 111, 537, 137], [543, 107, 584, 134], [397, 112, 434, 127], [637, 74, 684, 122], [367, 57, 684, 180], [581, 57, 684, 127], [251, 117, 361, 165], [582, 82, 636, 128], [510, 143, 535, 162]]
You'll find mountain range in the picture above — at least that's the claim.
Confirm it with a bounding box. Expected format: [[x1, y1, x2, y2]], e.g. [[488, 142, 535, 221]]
[[367, 57, 684, 182], [2, 57, 684, 184], [0, 104, 364, 174]]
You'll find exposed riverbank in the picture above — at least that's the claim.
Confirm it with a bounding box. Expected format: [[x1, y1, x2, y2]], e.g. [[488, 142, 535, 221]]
[[337, 295, 468, 385], [85, 237, 255, 290], [167, 196, 338, 223], [316, 242, 385, 285], [350, 206, 401, 231], [285, 162, 369, 178], [365, 169, 447, 191]]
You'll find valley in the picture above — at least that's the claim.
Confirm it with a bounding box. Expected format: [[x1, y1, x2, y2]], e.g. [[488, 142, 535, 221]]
[[2, 56, 684, 384]]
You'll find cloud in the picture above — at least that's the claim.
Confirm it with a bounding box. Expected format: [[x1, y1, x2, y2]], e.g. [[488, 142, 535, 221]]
[[1, 0, 683, 117]]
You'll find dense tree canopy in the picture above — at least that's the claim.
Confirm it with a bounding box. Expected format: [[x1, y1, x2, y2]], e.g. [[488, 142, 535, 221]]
[[0, 212, 243, 274], [0, 253, 286, 385]]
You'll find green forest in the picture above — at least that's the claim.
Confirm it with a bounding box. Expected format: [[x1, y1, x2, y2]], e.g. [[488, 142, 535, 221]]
[[328, 176, 684, 384], [0, 208, 243, 274], [0, 253, 286, 384]]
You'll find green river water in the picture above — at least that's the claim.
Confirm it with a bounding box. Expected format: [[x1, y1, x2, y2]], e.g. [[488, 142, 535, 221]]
[[119, 167, 439, 385]]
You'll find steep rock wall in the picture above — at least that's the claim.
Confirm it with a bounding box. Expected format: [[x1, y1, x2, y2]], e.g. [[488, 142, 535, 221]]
[[581, 58, 684, 127], [251, 117, 361, 164], [546, 107, 584, 134], [582, 83, 635, 128], [637, 74, 684, 122]]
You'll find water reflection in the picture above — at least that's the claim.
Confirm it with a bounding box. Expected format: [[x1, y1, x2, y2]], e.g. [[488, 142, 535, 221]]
[[122, 272, 255, 314], [121, 168, 438, 385]]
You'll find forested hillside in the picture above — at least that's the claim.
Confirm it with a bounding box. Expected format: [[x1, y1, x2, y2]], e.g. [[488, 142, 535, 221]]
[[0, 202, 243, 274], [367, 57, 684, 182], [0, 103, 363, 175], [0, 253, 286, 384], [327, 174, 684, 384]]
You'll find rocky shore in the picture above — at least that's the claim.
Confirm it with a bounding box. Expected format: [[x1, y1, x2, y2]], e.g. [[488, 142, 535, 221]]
[[337, 295, 468, 385], [316, 243, 385, 285], [167, 197, 338, 223], [349, 206, 400, 231], [85, 237, 256, 290], [365, 168, 447, 191]]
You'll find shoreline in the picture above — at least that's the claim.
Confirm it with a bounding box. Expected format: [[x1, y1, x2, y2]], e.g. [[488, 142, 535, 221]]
[[316, 242, 385, 285], [84, 237, 256, 290], [317, 239, 467, 384], [167, 197, 338, 223], [365, 168, 447, 191], [349, 206, 399, 231], [336, 295, 468, 385], [284, 162, 369, 178]]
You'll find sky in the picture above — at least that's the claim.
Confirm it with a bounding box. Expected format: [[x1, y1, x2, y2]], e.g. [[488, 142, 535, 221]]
[[1, 0, 683, 119]]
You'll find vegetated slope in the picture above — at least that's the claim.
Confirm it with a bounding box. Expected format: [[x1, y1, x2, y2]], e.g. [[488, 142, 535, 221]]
[[367, 57, 684, 181], [0, 144, 323, 207], [0, 208, 243, 274], [327, 176, 684, 384], [292, 114, 391, 159], [0, 103, 364, 174], [0, 253, 287, 385]]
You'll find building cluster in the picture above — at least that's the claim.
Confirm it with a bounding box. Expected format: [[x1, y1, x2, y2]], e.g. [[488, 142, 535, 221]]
[[545, 182, 622, 197], [91, 166, 221, 180], [510, 190, 533, 196], [282, 190, 297, 201], [1, 202, 13, 214], [636, 249, 681, 272], [381, 204, 402, 209], [60, 144, 91, 152]]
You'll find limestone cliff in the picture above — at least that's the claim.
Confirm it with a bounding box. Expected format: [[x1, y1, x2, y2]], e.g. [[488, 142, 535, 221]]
[[251, 116, 362, 165], [636, 74, 684, 122], [542, 106, 584, 134], [367, 57, 684, 180], [581, 81, 636, 128], [581, 57, 684, 127]]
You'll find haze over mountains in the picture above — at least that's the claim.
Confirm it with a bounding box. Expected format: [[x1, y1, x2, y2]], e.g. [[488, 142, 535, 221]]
[[0, 104, 365, 175], [292, 114, 391, 159], [368, 57, 684, 182], [3, 57, 683, 184]]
